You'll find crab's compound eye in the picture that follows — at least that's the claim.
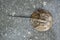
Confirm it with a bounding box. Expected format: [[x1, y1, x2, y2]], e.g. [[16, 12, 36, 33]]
[[30, 9, 53, 31]]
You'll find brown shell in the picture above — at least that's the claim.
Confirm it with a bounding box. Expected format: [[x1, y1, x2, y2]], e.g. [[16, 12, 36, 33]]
[[30, 9, 53, 31]]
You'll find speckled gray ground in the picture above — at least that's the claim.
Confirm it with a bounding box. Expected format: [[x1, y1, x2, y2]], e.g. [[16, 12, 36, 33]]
[[0, 0, 60, 40]]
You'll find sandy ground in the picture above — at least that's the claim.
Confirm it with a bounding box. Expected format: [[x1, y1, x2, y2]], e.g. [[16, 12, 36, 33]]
[[0, 0, 60, 40]]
